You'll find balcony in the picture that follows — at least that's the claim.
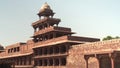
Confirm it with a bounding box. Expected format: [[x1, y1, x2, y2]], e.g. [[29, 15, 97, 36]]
[[34, 26, 72, 36], [33, 35, 99, 48], [32, 18, 60, 28], [15, 65, 33, 68], [35, 66, 66, 68], [33, 36, 68, 48], [34, 53, 68, 59]]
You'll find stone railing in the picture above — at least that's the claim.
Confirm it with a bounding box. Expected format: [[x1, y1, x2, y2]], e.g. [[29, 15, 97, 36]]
[[54, 27, 71, 32], [34, 35, 98, 48], [32, 18, 48, 26], [34, 53, 68, 59], [70, 39, 120, 54], [34, 26, 71, 36], [34, 26, 54, 36], [34, 36, 68, 47], [15, 65, 33, 68], [68, 36, 100, 42], [35, 66, 66, 68], [32, 18, 60, 27]]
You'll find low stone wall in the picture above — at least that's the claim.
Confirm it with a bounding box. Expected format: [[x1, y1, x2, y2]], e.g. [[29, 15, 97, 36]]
[[35, 66, 66, 68], [67, 39, 120, 68]]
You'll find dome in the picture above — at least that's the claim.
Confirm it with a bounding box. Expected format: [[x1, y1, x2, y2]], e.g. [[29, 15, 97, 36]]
[[40, 2, 51, 10], [38, 2, 54, 17], [40, 2, 52, 13]]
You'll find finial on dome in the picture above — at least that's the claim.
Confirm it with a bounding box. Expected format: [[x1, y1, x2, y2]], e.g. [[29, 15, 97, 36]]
[[38, 2, 55, 18]]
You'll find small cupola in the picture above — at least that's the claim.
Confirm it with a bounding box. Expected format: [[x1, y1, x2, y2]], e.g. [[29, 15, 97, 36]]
[[37, 2, 55, 18]]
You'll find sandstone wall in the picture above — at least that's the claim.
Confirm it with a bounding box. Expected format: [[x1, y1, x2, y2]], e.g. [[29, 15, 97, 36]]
[[67, 39, 120, 68]]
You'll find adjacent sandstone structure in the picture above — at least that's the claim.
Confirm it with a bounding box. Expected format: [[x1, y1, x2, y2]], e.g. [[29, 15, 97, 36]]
[[0, 3, 99, 68], [68, 39, 120, 68]]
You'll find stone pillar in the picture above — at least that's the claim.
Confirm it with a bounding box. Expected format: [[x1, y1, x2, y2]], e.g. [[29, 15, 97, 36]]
[[42, 59, 44, 66], [31, 57, 34, 66], [53, 58, 55, 66], [59, 46, 61, 54], [21, 57, 23, 65], [84, 55, 89, 68], [42, 25, 44, 29], [53, 33, 56, 38], [47, 23, 49, 27], [18, 58, 19, 65], [34, 28, 36, 32], [12, 62, 15, 68], [59, 58, 61, 66], [42, 35, 45, 41], [53, 47, 55, 54], [47, 34, 50, 39], [47, 47, 50, 55], [109, 53, 116, 68], [42, 48, 44, 55], [47, 59, 49, 66], [111, 58, 114, 68], [26, 57, 29, 65], [66, 45, 68, 53]]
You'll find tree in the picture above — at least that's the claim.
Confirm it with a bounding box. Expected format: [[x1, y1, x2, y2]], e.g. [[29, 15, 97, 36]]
[[102, 36, 120, 41]]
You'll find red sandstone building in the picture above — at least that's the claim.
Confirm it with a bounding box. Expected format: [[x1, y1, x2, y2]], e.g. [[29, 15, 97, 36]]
[[3, 3, 120, 68]]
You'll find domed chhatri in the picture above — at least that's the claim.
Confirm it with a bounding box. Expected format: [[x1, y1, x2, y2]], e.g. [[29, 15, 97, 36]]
[[38, 2, 55, 18]]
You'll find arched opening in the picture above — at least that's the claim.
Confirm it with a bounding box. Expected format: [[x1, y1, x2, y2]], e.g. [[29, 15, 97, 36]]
[[38, 48, 42, 55], [54, 46, 59, 54], [49, 47, 53, 54], [49, 59, 53, 66], [44, 48, 47, 55], [88, 57, 99, 68], [115, 56, 120, 68], [43, 59, 47, 66], [60, 45, 66, 53], [54, 58, 59, 66], [39, 60, 42, 66], [61, 57, 66, 65], [99, 57, 111, 68]]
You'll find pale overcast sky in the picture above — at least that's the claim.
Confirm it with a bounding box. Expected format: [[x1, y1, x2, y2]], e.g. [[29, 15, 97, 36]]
[[0, 0, 120, 46]]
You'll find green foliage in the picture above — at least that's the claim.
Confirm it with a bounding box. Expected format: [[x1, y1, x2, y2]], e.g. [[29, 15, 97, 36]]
[[102, 36, 120, 41]]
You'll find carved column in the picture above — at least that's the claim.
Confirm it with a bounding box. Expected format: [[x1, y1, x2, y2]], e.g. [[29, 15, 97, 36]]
[[84, 55, 89, 68]]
